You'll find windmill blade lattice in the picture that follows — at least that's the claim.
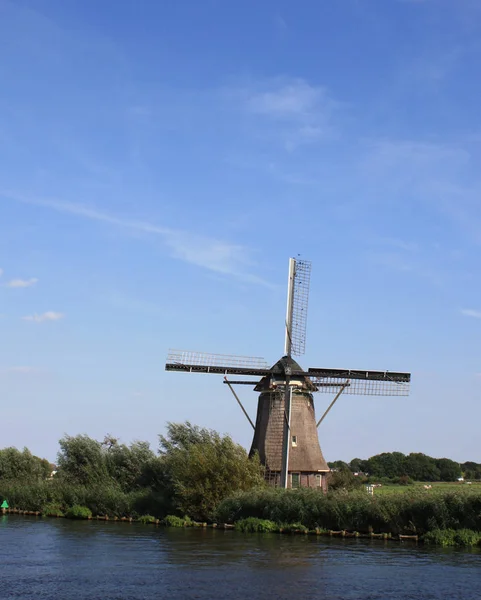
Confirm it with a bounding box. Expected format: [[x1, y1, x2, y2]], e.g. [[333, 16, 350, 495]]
[[312, 377, 410, 396], [290, 259, 311, 356], [166, 349, 271, 375]]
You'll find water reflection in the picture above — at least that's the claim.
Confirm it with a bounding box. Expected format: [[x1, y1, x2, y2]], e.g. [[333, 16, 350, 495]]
[[1, 516, 480, 600]]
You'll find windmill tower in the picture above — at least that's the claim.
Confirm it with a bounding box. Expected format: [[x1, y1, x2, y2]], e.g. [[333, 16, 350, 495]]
[[166, 258, 411, 490]]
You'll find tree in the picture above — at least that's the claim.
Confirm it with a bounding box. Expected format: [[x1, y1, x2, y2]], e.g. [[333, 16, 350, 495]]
[[461, 462, 481, 480], [365, 452, 406, 479], [159, 422, 265, 521], [328, 460, 350, 471], [436, 458, 461, 482], [57, 434, 158, 489], [349, 458, 367, 473], [327, 464, 363, 490], [105, 440, 156, 490], [0, 447, 51, 482], [404, 453, 440, 481], [57, 434, 109, 485], [158, 421, 212, 453]]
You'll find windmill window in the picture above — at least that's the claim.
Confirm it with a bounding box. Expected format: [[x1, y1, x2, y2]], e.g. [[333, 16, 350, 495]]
[[292, 435, 298, 447], [316, 474, 322, 487], [291, 473, 300, 488]]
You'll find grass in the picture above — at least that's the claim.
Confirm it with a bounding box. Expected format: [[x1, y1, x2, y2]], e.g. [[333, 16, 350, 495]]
[[423, 528, 481, 547], [163, 515, 193, 527], [371, 482, 481, 495], [235, 517, 277, 533], [216, 486, 481, 535], [65, 505, 92, 520], [137, 515, 157, 524]]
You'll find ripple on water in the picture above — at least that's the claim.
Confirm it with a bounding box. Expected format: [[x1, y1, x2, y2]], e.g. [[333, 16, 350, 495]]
[[1, 516, 480, 600]]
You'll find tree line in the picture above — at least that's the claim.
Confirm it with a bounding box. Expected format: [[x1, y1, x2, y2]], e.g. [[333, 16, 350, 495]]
[[0, 422, 264, 521], [2, 431, 480, 522], [328, 452, 481, 482]]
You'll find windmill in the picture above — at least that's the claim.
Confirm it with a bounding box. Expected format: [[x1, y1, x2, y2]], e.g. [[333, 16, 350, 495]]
[[165, 258, 411, 490]]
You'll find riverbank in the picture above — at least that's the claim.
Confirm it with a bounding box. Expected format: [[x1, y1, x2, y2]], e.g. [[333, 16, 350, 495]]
[[3, 481, 481, 546], [3, 495, 481, 547]]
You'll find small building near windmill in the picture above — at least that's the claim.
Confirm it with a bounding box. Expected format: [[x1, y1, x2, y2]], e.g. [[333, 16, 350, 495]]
[[249, 356, 330, 490]]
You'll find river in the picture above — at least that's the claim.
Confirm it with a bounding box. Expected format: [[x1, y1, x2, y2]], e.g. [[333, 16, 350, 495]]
[[1, 515, 480, 599]]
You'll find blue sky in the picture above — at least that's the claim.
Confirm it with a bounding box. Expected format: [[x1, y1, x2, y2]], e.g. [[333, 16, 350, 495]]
[[1, 0, 481, 463]]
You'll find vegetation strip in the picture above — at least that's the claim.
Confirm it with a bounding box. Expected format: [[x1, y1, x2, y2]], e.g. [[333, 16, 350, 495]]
[[5, 509, 481, 546], [1, 423, 481, 548]]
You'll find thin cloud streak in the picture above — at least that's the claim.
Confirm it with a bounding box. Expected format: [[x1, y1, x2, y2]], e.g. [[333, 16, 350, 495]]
[[1, 366, 41, 375], [6, 278, 38, 288], [247, 79, 324, 117], [2, 192, 270, 286], [460, 308, 481, 319], [22, 311, 64, 323]]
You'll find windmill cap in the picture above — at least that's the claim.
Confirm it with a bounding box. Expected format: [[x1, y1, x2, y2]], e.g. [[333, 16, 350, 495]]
[[269, 355, 304, 374]]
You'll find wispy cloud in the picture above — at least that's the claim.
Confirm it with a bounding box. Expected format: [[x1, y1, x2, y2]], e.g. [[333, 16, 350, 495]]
[[22, 311, 64, 323], [0, 365, 45, 379], [247, 79, 323, 117], [460, 308, 481, 319], [0, 268, 3, 277], [2, 366, 40, 375], [228, 76, 339, 150], [365, 237, 447, 286], [2, 192, 270, 285], [362, 139, 470, 180], [6, 277, 38, 288], [358, 138, 481, 243]]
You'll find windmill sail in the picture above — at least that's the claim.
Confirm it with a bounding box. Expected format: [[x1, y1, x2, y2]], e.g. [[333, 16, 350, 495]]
[[308, 367, 411, 396], [284, 258, 311, 357], [165, 350, 271, 375]]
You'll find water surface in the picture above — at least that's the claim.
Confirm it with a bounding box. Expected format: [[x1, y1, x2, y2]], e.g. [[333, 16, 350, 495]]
[[1, 515, 480, 599]]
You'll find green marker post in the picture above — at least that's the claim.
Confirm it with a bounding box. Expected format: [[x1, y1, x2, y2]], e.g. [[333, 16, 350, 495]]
[[1, 500, 9, 514]]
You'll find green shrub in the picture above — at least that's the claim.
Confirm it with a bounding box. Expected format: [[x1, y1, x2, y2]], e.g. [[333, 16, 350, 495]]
[[0, 480, 171, 520], [138, 515, 156, 524], [454, 529, 481, 546], [42, 502, 64, 517], [278, 522, 308, 533], [234, 517, 277, 533], [423, 528, 481, 546], [65, 505, 92, 520], [423, 528, 457, 546], [0, 482, 51, 511], [163, 514, 192, 527]]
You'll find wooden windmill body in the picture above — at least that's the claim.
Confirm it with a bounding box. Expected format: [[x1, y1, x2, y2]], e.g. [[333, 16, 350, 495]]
[[249, 355, 330, 489], [166, 258, 411, 489]]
